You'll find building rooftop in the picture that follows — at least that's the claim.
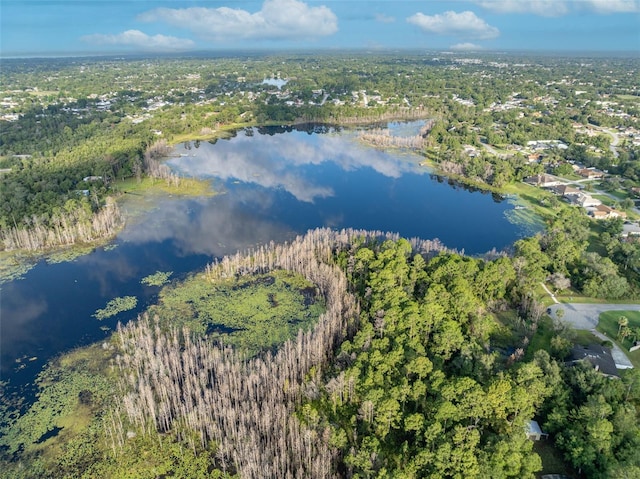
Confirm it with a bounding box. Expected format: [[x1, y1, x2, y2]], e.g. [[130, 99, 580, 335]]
[[570, 344, 619, 378]]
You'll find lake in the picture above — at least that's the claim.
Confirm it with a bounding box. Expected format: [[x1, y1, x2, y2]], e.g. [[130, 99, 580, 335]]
[[0, 121, 539, 406]]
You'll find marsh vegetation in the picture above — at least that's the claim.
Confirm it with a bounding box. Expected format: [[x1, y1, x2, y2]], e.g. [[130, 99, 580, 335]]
[[93, 296, 138, 321]]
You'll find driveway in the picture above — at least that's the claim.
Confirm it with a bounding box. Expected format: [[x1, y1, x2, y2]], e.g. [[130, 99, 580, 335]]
[[547, 303, 640, 369]]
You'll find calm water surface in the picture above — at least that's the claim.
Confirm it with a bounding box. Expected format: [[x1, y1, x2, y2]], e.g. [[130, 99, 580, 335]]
[[0, 122, 539, 404]]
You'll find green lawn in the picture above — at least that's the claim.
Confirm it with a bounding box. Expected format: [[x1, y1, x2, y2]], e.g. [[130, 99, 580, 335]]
[[597, 310, 640, 368], [555, 289, 605, 303], [501, 182, 563, 220], [525, 314, 601, 358], [574, 329, 602, 346], [525, 315, 555, 360], [616, 94, 640, 102], [555, 172, 582, 181], [586, 220, 609, 256], [534, 440, 575, 478], [591, 194, 616, 206], [555, 287, 640, 304]]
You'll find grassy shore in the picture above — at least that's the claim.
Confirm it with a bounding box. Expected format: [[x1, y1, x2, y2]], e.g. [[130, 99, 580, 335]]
[[113, 176, 214, 197]]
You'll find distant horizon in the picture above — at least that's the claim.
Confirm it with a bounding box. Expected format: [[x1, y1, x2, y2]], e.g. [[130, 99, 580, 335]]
[[2, 47, 639, 62], [2, 1, 639, 58]]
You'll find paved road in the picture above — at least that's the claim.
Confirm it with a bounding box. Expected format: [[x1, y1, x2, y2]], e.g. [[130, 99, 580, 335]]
[[480, 142, 507, 159], [548, 303, 640, 369], [548, 303, 640, 330], [593, 126, 620, 159]]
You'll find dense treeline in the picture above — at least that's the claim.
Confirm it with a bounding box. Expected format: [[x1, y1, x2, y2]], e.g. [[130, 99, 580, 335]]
[[535, 351, 640, 477], [301, 233, 639, 478], [0, 120, 145, 251], [0, 117, 172, 250], [514, 210, 640, 299], [0, 103, 113, 157], [306, 238, 546, 478], [0, 112, 152, 222], [0, 197, 123, 251]]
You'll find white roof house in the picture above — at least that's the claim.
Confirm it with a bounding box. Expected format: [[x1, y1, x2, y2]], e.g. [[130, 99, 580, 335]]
[[526, 420, 546, 441], [569, 193, 601, 208]]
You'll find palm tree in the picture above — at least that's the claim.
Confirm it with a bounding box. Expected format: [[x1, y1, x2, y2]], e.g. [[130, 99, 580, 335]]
[[619, 325, 631, 343], [618, 315, 629, 336]]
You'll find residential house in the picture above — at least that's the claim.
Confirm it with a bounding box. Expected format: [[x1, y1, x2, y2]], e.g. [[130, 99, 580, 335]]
[[577, 168, 605, 179], [569, 193, 601, 208], [622, 222, 640, 239], [524, 174, 562, 188], [590, 204, 627, 220], [526, 420, 547, 441], [527, 140, 568, 150], [570, 344, 619, 378], [463, 145, 480, 158], [550, 184, 581, 198]]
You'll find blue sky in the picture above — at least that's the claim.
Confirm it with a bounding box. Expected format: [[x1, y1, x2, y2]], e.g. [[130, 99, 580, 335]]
[[1, 0, 639, 57]]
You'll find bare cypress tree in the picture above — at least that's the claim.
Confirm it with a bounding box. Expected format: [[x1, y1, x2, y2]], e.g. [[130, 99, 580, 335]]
[[0, 198, 123, 251]]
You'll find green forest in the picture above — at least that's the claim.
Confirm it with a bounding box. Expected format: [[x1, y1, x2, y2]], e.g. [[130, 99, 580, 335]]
[[1, 229, 639, 478]]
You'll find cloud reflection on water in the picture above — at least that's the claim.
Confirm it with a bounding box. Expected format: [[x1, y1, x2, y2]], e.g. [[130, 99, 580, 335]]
[[119, 188, 296, 258], [168, 129, 425, 203], [0, 287, 48, 372]]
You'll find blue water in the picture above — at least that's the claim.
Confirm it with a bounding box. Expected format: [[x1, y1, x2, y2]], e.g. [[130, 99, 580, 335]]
[[169, 124, 522, 254], [0, 122, 537, 403]]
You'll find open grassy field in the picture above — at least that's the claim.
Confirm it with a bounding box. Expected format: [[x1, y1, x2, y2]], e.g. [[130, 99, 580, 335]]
[[501, 182, 563, 220]]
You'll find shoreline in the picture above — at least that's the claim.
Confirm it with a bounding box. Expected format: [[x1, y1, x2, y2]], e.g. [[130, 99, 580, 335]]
[[0, 176, 215, 283]]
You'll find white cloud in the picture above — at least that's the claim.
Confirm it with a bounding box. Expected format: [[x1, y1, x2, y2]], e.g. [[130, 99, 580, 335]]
[[407, 11, 499, 40], [138, 0, 338, 42], [166, 132, 424, 203], [475, 0, 639, 16], [450, 42, 484, 51], [474, 1, 569, 16], [82, 30, 194, 51], [585, 0, 640, 13]]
